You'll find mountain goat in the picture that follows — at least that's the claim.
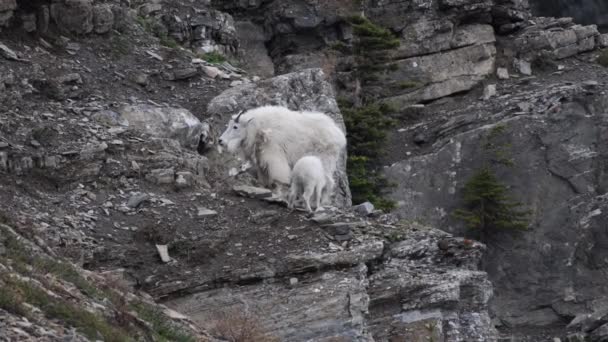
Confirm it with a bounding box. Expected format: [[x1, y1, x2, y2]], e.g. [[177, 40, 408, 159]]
[[218, 105, 346, 202], [288, 156, 327, 212]]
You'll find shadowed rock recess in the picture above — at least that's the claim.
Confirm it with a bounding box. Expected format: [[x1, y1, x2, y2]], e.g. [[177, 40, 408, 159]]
[[2, 0, 608, 341]]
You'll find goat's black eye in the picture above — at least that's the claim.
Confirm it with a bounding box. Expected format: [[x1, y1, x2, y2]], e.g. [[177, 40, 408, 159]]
[[233, 125, 238, 129]]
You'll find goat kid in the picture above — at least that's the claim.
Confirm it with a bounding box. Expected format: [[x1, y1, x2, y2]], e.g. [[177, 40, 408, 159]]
[[288, 156, 327, 212]]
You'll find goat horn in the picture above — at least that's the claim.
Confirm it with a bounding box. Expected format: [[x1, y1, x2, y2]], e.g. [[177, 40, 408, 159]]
[[234, 110, 245, 123]]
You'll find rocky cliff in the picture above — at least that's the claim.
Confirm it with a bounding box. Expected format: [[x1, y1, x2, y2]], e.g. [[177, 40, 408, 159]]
[[1, 0, 608, 341], [531, 0, 608, 31]]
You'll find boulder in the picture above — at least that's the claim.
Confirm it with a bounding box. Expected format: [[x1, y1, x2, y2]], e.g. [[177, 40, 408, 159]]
[[207, 68, 352, 208], [118, 105, 206, 150], [0, 0, 16, 28], [92, 4, 114, 34], [50, 0, 94, 35]]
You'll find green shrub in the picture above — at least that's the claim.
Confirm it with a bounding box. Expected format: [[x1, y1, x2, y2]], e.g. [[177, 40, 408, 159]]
[[398, 81, 421, 90], [0, 274, 132, 341], [159, 33, 179, 49], [347, 156, 395, 211], [200, 51, 226, 64], [0, 280, 29, 317], [341, 101, 395, 158], [131, 301, 196, 342], [136, 16, 154, 33]]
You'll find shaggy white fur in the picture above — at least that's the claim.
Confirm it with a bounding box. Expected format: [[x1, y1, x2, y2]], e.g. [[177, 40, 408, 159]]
[[288, 156, 327, 212], [218, 105, 346, 202]]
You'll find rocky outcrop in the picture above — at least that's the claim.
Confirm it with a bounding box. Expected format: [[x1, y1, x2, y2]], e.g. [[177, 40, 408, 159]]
[[502, 17, 600, 62], [368, 228, 496, 342], [116, 105, 206, 150], [207, 68, 352, 207], [0, 0, 16, 28], [384, 65, 608, 332], [162, 6, 238, 55], [164, 219, 497, 342], [531, 0, 608, 31], [0, 224, 214, 342]]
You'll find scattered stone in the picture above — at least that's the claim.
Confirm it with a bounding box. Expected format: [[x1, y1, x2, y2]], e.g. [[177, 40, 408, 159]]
[[599, 34, 608, 49], [197, 207, 217, 217], [514, 59, 532, 76], [483, 84, 497, 100], [167, 68, 198, 81], [497, 67, 509, 80], [0, 42, 19, 61], [311, 211, 334, 224], [233, 185, 273, 199], [146, 50, 163, 61], [92, 110, 128, 127], [0, 142, 8, 149], [353, 202, 374, 216], [127, 193, 150, 208], [230, 80, 243, 87], [175, 172, 193, 189], [582, 80, 599, 89], [146, 168, 175, 185], [133, 73, 149, 86], [155, 244, 171, 263], [139, 3, 162, 16], [289, 277, 298, 286], [202, 66, 222, 79], [65, 42, 81, 54], [251, 210, 281, 224], [322, 222, 354, 236], [57, 73, 83, 84]]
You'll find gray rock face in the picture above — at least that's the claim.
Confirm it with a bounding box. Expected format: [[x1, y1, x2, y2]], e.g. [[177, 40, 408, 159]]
[[369, 229, 497, 342], [163, 224, 496, 342], [385, 79, 608, 330], [162, 7, 238, 55], [207, 68, 352, 208], [169, 265, 373, 342], [118, 105, 206, 150], [531, 0, 608, 31], [235, 21, 275, 77], [505, 17, 599, 62]]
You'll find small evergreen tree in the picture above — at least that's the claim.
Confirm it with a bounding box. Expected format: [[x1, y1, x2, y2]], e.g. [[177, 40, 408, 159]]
[[333, 14, 400, 210], [453, 125, 530, 239], [453, 168, 529, 233]]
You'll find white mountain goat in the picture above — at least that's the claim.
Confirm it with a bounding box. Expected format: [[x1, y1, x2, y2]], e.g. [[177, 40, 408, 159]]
[[288, 156, 327, 212], [218, 105, 346, 202]]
